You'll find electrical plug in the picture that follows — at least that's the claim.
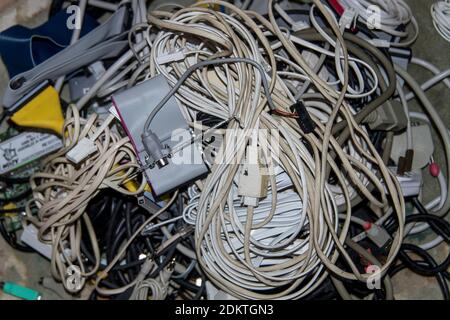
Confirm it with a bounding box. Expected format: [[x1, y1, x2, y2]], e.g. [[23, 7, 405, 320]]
[[238, 139, 268, 207]]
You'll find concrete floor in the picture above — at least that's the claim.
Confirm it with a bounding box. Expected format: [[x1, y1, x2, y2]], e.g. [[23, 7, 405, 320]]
[[0, 0, 449, 300]]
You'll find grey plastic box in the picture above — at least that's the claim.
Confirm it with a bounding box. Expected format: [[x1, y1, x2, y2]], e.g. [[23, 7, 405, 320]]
[[112, 75, 208, 196]]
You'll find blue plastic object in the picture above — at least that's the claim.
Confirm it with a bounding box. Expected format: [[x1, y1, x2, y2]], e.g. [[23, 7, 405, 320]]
[[0, 10, 98, 78]]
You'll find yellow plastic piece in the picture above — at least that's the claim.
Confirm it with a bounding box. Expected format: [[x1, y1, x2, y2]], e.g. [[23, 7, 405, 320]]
[[11, 85, 65, 136], [3, 203, 17, 211], [124, 179, 140, 193], [123, 180, 152, 193], [2, 203, 18, 218], [113, 163, 152, 193]]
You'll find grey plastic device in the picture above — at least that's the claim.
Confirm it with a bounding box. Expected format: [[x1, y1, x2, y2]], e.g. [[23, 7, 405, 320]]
[[69, 62, 106, 101], [112, 75, 208, 197], [365, 100, 408, 132], [69, 75, 97, 101]]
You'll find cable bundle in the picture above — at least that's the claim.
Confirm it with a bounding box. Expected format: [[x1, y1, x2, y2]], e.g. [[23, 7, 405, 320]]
[[24, 105, 146, 292], [431, 0, 450, 42], [2, 0, 449, 301], [141, 0, 406, 299], [339, 0, 418, 46]]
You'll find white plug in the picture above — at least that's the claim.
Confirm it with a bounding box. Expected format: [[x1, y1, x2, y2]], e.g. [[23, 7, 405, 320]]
[[238, 134, 268, 207], [385, 167, 423, 197], [66, 137, 98, 164], [67, 114, 115, 165], [292, 21, 309, 32], [339, 8, 357, 30], [156, 50, 187, 65]]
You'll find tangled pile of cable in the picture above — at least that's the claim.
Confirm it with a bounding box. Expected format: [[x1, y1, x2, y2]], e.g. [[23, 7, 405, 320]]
[[5, 0, 448, 301], [339, 0, 418, 47], [137, 0, 406, 299], [24, 105, 146, 292]]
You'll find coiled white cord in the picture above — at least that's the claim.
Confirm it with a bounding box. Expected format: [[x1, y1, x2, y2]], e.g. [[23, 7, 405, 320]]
[[431, 0, 450, 42], [339, 0, 418, 46]]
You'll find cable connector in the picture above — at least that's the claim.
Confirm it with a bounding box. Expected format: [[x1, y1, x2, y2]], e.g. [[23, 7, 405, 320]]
[[142, 131, 169, 168], [67, 114, 115, 164], [290, 100, 316, 134], [368, 38, 391, 48], [156, 50, 187, 65], [292, 21, 309, 32], [363, 222, 392, 249], [66, 137, 97, 164], [238, 134, 268, 207], [88, 61, 106, 80], [339, 8, 357, 30], [387, 167, 423, 197]]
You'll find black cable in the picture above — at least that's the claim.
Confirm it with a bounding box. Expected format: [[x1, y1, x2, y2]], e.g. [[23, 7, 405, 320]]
[[379, 197, 450, 299], [411, 198, 450, 242], [399, 243, 450, 277], [125, 202, 139, 278], [82, 191, 195, 298], [389, 244, 450, 300], [105, 199, 123, 263]]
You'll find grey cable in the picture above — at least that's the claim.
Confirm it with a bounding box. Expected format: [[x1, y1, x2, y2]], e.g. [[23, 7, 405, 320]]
[[143, 57, 277, 133], [395, 65, 450, 218]]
